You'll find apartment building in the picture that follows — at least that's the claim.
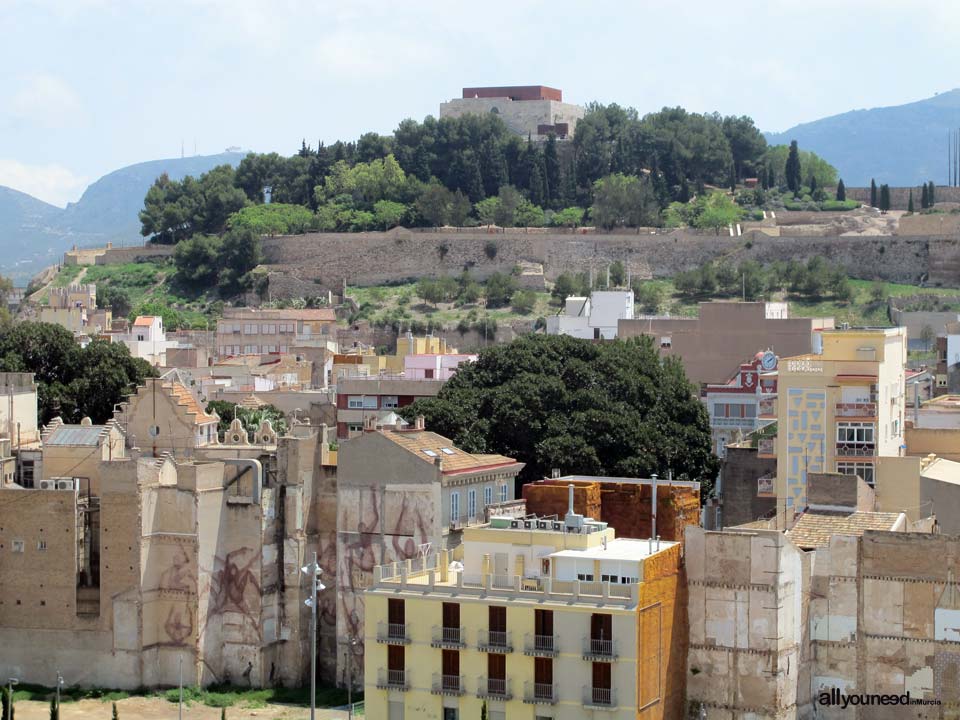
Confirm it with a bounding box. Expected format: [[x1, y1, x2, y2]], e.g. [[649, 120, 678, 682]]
[[703, 350, 778, 457], [216, 308, 336, 357], [337, 422, 524, 687], [363, 499, 687, 720], [546, 290, 635, 340], [618, 301, 833, 386], [774, 327, 907, 523], [334, 376, 445, 439], [40, 283, 111, 336]]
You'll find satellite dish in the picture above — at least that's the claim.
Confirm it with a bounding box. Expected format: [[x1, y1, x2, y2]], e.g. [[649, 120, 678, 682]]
[[148, 425, 160, 438]]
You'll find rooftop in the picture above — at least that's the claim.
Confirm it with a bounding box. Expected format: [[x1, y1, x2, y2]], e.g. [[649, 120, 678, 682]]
[[785, 510, 905, 549], [551, 537, 678, 562], [166, 382, 217, 425], [221, 308, 336, 322], [382, 429, 521, 474], [45, 424, 109, 447], [132, 316, 157, 326]]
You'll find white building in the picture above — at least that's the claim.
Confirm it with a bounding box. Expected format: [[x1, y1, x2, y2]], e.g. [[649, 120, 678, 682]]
[[117, 316, 176, 366], [546, 290, 634, 340]]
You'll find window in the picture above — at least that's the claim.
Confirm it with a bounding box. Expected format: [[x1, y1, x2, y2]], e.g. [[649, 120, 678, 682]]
[[424, 368, 434, 379], [577, 573, 595, 581], [382, 395, 399, 409], [892, 419, 900, 437], [450, 491, 460, 522], [12, 539, 24, 553], [468, 489, 477, 519], [442, 709, 458, 720], [243, 323, 257, 335], [262, 323, 277, 334], [423, 449, 438, 458], [601, 574, 616, 583], [660, 336, 672, 348], [836, 462, 875, 486], [37, 540, 47, 551], [836, 422, 875, 445], [441, 447, 455, 455], [500, 483, 509, 502], [347, 396, 377, 409], [347, 423, 363, 434], [484, 486, 493, 507]]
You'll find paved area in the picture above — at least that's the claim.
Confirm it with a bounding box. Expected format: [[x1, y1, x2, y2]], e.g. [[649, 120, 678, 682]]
[[14, 697, 351, 720]]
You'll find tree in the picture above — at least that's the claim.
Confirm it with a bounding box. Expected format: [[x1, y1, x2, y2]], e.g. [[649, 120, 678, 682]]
[[552, 273, 578, 303], [739, 260, 766, 300], [173, 234, 222, 290], [836, 178, 846, 201], [609, 260, 626, 287], [474, 197, 501, 226], [485, 273, 518, 309], [632, 281, 663, 313], [908, 190, 915, 213], [97, 286, 132, 318], [373, 200, 408, 230], [415, 185, 453, 227], [551, 207, 584, 230], [920, 324, 936, 351], [511, 289, 537, 314], [205, 401, 289, 438], [921, 183, 930, 209], [448, 191, 472, 227], [228, 203, 315, 235], [694, 193, 744, 235], [929, 180, 936, 207], [870, 179, 877, 207], [784, 140, 802, 194], [217, 227, 263, 296], [543, 134, 561, 208], [49, 696, 57, 720], [400, 334, 719, 489], [879, 184, 891, 212], [494, 186, 523, 227], [870, 279, 887, 303], [589, 174, 658, 229], [113, 702, 120, 720]]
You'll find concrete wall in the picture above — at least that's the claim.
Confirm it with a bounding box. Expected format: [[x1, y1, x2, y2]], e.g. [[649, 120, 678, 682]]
[[717, 446, 777, 528], [846, 185, 960, 210]]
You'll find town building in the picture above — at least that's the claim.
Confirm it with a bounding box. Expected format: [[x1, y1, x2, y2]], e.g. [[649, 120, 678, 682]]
[[337, 420, 524, 687], [0, 376, 341, 688], [363, 501, 687, 720], [773, 327, 907, 524], [334, 376, 445, 439], [333, 335, 472, 382], [704, 441, 777, 530], [522, 473, 700, 542], [703, 350, 779, 457], [439, 85, 585, 140], [215, 308, 337, 358], [40, 283, 111, 337], [546, 290, 635, 340], [0, 372, 40, 448], [112, 315, 177, 366], [618, 301, 834, 387]]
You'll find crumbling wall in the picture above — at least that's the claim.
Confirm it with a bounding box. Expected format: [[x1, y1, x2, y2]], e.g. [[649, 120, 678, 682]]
[[522, 479, 601, 520]]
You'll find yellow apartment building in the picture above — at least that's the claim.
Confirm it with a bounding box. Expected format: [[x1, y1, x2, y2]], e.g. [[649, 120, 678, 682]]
[[363, 495, 687, 720], [775, 327, 907, 524]]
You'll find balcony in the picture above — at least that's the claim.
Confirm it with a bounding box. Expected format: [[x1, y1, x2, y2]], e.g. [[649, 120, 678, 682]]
[[478, 629, 513, 653], [712, 416, 757, 429], [523, 681, 558, 705], [431, 674, 464, 696], [431, 625, 465, 648], [376, 621, 411, 645], [583, 686, 617, 709], [759, 396, 777, 418], [376, 669, 409, 690], [835, 443, 876, 458], [582, 637, 618, 660], [477, 677, 512, 700], [836, 402, 877, 418], [523, 633, 558, 657], [757, 437, 776, 457]]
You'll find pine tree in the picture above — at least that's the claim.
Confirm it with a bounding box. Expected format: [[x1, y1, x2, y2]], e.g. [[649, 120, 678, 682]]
[[921, 183, 929, 209], [908, 190, 915, 213], [870, 179, 877, 207], [929, 180, 936, 206], [836, 178, 846, 201], [785, 140, 802, 194]]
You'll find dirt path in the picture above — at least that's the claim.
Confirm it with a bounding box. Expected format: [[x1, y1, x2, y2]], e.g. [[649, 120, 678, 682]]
[[14, 696, 349, 720]]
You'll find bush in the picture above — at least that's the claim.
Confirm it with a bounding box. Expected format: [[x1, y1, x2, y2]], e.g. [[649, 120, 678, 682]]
[[510, 290, 537, 314], [632, 282, 663, 313], [484, 241, 498, 260], [485, 272, 517, 309], [820, 199, 859, 211]]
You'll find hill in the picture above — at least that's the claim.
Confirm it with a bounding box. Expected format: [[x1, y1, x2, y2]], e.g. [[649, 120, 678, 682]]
[[765, 89, 960, 186], [0, 151, 245, 281]]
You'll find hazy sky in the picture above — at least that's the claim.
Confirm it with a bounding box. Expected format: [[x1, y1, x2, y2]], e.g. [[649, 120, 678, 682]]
[[2, 0, 960, 206]]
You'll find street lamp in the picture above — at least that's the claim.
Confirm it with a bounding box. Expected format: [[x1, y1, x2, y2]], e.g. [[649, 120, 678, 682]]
[[302, 552, 325, 720], [346, 636, 359, 719], [5, 678, 18, 720], [178, 655, 183, 720], [55, 671, 64, 716]]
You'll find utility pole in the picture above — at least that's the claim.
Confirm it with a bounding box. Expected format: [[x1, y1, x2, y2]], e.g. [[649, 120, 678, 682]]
[[6, 678, 18, 720], [56, 671, 63, 716], [302, 552, 325, 720], [347, 636, 359, 719], [178, 656, 183, 720]]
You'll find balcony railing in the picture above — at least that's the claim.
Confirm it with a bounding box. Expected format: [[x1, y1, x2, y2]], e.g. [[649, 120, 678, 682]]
[[431, 674, 464, 696], [712, 416, 757, 429], [523, 681, 558, 704], [524, 633, 558, 657], [376, 621, 410, 644], [836, 402, 877, 418], [477, 677, 511, 700], [582, 637, 618, 660], [757, 437, 776, 456], [583, 686, 617, 708], [376, 668, 409, 690], [431, 625, 465, 648], [759, 397, 777, 417], [478, 629, 513, 653], [835, 443, 876, 457]]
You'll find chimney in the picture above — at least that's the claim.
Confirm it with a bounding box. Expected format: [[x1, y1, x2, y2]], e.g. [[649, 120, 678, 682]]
[[434, 456, 443, 472], [551, 468, 561, 479], [567, 483, 575, 515], [415, 415, 425, 430]]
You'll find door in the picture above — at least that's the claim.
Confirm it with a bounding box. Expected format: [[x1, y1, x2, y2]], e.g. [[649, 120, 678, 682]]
[[441, 649, 460, 692], [488, 652, 506, 681], [534, 608, 553, 636], [442, 602, 460, 643], [388, 598, 405, 624], [494, 553, 508, 577], [489, 606, 506, 633], [591, 613, 612, 641]]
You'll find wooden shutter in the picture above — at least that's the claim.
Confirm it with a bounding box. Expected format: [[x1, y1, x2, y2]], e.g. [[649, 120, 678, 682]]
[[535, 608, 553, 636], [388, 598, 404, 624], [442, 649, 459, 676], [591, 613, 612, 641], [387, 645, 404, 671], [592, 661, 611, 690], [534, 657, 553, 684], [489, 606, 506, 633], [442, 602, 460, 629], [487, 652, 506, 681]]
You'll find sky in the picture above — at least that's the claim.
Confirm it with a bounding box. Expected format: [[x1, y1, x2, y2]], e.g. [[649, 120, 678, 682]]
[[2, 0, 960, 207]]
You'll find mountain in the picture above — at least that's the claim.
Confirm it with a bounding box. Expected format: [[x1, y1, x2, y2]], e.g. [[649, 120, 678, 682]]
[[0, 151, 246, 282], [765, 89, 960, 187]]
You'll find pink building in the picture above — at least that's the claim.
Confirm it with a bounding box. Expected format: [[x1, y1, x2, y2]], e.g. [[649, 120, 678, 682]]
[[703, 350, 779, 457], [402, 353, 477, 380]]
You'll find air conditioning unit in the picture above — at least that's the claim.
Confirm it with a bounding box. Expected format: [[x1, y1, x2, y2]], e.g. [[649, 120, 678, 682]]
[[536, 520, 549, 530], [509, 520, 521, 529], [523, 520, 533, 529], [551, 521, 564, 531], [56, 478, 76, 491], [39, 479, 55, 490]]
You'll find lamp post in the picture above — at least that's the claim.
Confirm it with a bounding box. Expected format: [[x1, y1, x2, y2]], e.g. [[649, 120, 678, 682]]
[[346, 635, 359, 719], [178, 655, 183, 720], [55, 671, 63, 716], [6, 678, 18, 720], [302, 552, 325, 720]]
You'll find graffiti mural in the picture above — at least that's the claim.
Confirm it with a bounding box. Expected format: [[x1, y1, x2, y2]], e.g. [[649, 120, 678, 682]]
[[204, 547, 262, 641]]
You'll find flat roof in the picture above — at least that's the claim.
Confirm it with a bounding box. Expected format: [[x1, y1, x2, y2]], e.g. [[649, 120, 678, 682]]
[[550, 538, 677, 562], [45, 425, 106, 446]]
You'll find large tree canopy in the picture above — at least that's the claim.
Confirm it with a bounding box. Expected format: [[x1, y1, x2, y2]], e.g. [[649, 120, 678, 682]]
[[400, 334, 719, 490], [0, 322, 155, 423]]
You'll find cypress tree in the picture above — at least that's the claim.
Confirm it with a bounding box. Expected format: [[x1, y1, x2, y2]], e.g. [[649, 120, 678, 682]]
[[767, 164, 776, 190], [543, 133, 561, 208], [908, 190, 915, 213], [809, 174, 818, 195], [49, 696, 57, 720], [921, 183, 929, 209], [870, 179, 877, 207], [785, 140, 801, 194], [880, 184, 891, 211], [729, 163, 736, 194], [929, 181, 936, 206], [836, 178, 846, 201]]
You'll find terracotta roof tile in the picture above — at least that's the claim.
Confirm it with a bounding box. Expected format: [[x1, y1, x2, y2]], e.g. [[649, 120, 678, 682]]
[[786, 511, 903, 550], [165, 382, 217, 425], [133, 316, 157, 326], [382, 430, 520, 473]]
